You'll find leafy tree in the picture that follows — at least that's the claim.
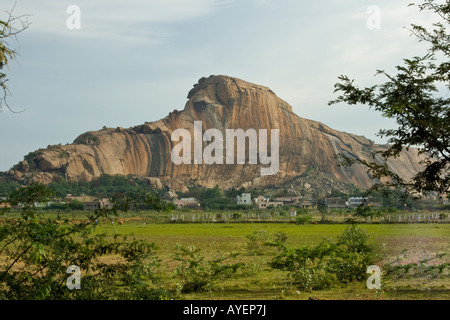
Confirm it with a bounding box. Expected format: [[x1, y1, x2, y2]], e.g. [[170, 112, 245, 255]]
[[317, 202, 328, 222], [112, 188, 174, 212], [329, 1, 449, 198], [370, 187, 417, 209], [48, 174, 162, 199], [202, 185, 222, 202], [0, 183, 172, 299], [67, 199, 84, 211], [0, 5, 29, 112], [0, 173, 20, 196], [327, 225, 378, 283], [225, 187, 241, 202]]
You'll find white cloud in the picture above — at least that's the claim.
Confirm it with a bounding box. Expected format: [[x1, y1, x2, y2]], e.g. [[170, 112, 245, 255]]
[[3, 0, 233, 45]]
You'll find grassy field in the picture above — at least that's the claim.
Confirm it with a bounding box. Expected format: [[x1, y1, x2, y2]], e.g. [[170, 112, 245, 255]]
[[2, 209, 448, 300], [88, 213, 450, 300]]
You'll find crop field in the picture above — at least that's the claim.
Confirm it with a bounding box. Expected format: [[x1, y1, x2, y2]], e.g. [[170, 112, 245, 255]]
[[86, 211, 450, 300]]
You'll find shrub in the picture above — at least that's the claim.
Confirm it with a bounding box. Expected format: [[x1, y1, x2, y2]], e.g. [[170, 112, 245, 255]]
[[326, 225, 378, 282], [68, 199, 85, 211], [172, 244, 242, 293], [289, 260, 336, 291], [269, 241, 336, 292], [296, 214, 312, 225], [246, 229, 288, 255], [269, 224, 378, 291]]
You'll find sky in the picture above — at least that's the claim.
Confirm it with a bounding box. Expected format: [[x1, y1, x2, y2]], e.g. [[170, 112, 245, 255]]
[[0, 0, 437, 171]]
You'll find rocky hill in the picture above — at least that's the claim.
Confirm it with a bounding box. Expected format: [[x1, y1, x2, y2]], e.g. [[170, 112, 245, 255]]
[[5, 75, 424, 193]]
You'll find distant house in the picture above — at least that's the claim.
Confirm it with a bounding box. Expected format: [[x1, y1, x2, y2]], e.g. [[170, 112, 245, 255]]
[[66, 194, 83, 203], [346, 197, 369, 207], [236, 193, 252, 205], [253, 195, 285, 209], [257, 201, 283, 210], [289, 208, 297, 217], [173, 198, 200, 209], [326, 198, 347, 209], [254, 196, 269, 204], [34, 202, 53, 208], [84, 198, 114, 211], [180, 197, 197, 202], [0, 197, 10, 208], [274, 196, 299, 205], [66, 194, 95, 203], [84, 201, 101, 211], [299, 197, 316, 209]]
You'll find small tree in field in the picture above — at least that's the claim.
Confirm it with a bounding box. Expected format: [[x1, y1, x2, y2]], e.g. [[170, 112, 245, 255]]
[[329, 1, 449, 198]]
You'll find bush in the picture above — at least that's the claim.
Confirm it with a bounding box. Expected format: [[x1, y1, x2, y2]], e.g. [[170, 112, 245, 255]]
[[296, 214, 312, 225], [326, 225, 378, 282], [289, 261, 336, 291], [246, 229, 288, 256], [172, 244, 243, 293], [269, 241, 336, 292], [68, 199, 85, 211], [44, 202, 69, 210], [269, 224, 378, 291]]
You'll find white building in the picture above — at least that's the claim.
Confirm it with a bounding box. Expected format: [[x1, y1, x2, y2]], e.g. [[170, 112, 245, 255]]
[[257, 201, 283, 209], [180, 197, 198, 202], [289, 209, 297, 217], [254, 196, 269, 204], [237, 193, 252, 205], [347, 197, 369, 207]]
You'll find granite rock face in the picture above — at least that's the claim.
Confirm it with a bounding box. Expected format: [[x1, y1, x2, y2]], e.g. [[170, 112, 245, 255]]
[[7, 75, 424, 192]]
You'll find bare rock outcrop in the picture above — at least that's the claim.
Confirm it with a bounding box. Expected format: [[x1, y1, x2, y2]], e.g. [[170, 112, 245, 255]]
[[6, 75, 424, 192]]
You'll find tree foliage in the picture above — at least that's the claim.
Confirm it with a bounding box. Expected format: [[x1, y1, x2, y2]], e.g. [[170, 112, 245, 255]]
[[172, 244, 242, 293], [329, 1, 449, 197], [0, 183, 172, 300], [269, 224, 378, 291], [0, 5, 29, 112]]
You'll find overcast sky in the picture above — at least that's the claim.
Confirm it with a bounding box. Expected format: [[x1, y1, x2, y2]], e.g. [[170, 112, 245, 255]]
[[0, 0, 436, 171]]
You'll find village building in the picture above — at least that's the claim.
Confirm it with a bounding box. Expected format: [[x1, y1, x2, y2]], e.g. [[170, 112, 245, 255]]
[[236, 193, 252, 205], [346, 197, 369, 207], [84, 198, 114, 211], [173, 198, 201, 209], [257, 201, 283, 210], [274, 196, 299, 205], [299, 197, 316, 209], [254, 196, 269, 204], [325, 197, 347, 209], [0, 197, 10, 208], [66, 194, 95, 203]]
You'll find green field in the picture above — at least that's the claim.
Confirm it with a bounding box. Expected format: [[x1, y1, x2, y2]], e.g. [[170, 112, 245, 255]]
[[88, 214, 450, 300], [2, 209, 448, 300]]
